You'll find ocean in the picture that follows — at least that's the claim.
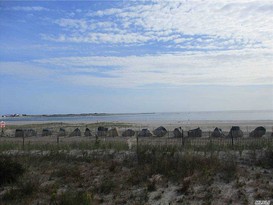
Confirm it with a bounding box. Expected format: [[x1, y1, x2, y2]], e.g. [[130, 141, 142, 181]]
[[1, 110, 273, 124]]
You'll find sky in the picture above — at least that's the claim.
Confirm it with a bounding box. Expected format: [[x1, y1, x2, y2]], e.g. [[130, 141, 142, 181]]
[[0, 0, 273, 114]]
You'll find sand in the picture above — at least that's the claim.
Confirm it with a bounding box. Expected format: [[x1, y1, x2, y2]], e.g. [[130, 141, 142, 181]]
[[4, 119, 273, 132]]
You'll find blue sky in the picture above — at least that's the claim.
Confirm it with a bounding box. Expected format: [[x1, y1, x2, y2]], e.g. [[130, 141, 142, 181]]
[[0, 0, 273, 114]]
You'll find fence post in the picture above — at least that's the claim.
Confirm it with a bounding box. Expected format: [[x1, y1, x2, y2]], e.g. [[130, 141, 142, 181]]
[[1, 128, 4, 137], [136, 134, 139, 164], [22, 133, 25, 150], [180, 127, 184, 147], [57, 134, 59, 145], [209, 129, 212, 149], [246, 126, 248, 137], [231, 131, 234, 148], [181, 129, 183, 146]]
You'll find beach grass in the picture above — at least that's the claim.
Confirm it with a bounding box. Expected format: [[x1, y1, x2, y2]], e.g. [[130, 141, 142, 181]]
[[0, 135, 272, 153], [1, 145, 273, 205]]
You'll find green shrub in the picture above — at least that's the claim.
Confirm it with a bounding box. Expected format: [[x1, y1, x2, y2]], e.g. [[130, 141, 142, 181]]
[[256, 150, 273, 168], [0, 157, 25, 186], [1, 176, 40, 203], [219, 158, 237, 183], [136, 147, 221, 181], [19, 177, 39, 196], [52, 164, 81, 180], [2, 188, 20, 201], [98, 178, 115, 194], [58, 191, 93, 205]]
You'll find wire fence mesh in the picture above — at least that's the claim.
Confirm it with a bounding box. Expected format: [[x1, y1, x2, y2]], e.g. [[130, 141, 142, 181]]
[[1, 125, 272, 151]]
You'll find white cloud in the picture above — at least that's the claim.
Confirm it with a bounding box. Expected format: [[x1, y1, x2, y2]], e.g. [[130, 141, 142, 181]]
[[119, 0, 273, 46], [0, 62, 55, 78], [3, 1, 272, 89], [54, 18, 89, 32], [42, 32, 151, 44], [33, 49, 273, 88], [42, 0, 273, 52], [88, 8, 123, 17], [10, 6, 49, 11]]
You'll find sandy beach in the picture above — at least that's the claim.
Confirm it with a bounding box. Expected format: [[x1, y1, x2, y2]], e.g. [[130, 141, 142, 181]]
[[3, 119, 273, 130]]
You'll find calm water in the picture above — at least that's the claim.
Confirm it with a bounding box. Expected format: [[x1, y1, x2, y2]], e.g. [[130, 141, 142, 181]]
[[2, 110, 273, 123]]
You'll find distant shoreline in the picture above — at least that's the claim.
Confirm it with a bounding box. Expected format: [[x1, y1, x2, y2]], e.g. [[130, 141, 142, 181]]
[[1, 112, 157, 118], [2, 110, 273, 119], [1, 110, 273, 127]]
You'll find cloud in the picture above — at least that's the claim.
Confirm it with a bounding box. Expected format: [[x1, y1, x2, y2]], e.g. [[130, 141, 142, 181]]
[[42, 32, 151, 44], [88, 8, 123, 17], [10, 6, 49, 11], [0, 62, 56, 79], [43, 16, 151, 44], [54, 18, 89, 32], [41, 0, 273, 52], [2, 1, 272, 89], [32, 49, 273, 88]]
